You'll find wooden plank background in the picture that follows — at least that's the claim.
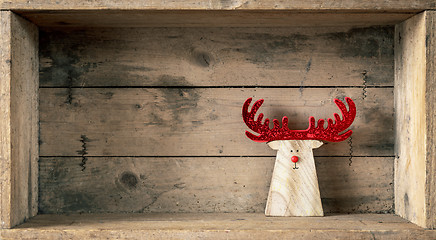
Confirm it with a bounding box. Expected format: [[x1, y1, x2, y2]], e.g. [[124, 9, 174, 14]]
[[39, 26, 395, 213], [38, 157, 394, 214], [39, 27, 394, 87], [39, 87, 394, 157]]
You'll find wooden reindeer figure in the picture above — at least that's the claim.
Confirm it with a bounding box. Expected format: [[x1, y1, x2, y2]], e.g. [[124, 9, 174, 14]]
[[242, 97, 356, 217]]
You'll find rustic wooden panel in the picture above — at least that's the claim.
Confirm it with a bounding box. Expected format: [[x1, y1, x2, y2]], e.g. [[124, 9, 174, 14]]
[[2, 0, 435, 11], [9, 11, 39, 228], [10, 213, 419, 230], [3, 214, 433, 239], [0, 11, 39, 229], [38, 156, 393, 214], [17, 11, 414, 28], [39, 88, 394, 157], [394, 11, 436, 229], [39, 26, 394, 87], [0, 10, 13, 229], [425, 10, 436, 231]]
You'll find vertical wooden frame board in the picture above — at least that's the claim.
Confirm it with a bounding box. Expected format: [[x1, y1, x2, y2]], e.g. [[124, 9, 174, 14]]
[[0, 11, 39, 228], [10, 11, 39, 228], [425, 11, 436, 230], [0, 10, 12, 229], [395, 11, 436, 229]]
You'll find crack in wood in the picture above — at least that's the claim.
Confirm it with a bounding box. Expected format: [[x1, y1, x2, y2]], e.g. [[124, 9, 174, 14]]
[[361, 70, 368, 99], [77, 135, 89, 171], [65, 76, 74, 104], [348, 136, 354, 166]]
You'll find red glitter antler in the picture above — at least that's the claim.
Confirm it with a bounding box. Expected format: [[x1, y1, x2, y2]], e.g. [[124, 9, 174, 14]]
[[242, 97, 356, 142]]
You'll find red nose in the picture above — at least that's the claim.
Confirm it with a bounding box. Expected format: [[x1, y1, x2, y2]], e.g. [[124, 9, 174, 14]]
[[291, 156, 299, 163]]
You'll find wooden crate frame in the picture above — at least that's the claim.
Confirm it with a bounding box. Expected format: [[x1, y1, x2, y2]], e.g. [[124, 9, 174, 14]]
[[0, 1, 435, 238]]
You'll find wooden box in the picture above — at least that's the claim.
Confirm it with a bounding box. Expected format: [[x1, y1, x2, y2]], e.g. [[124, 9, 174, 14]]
[[0, 1, 435, 239]]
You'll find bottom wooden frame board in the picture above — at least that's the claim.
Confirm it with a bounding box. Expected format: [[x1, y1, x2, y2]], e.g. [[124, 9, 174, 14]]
[[1, 213, 434, 239]]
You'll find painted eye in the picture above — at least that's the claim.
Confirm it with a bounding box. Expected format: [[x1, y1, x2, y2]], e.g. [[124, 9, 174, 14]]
[[290, 150, 293, 152], [296, 150, 299, 152]]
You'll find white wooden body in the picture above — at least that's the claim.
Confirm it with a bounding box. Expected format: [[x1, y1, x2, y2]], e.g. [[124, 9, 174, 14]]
[[265, 140, 324, 216]]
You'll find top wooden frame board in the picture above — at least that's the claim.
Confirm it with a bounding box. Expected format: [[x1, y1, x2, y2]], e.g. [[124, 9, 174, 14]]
[[10, 10, 417, 28], [1, 0, 435, 11]]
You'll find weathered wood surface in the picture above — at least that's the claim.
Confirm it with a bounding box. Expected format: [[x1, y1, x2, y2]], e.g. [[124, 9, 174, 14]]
[[265, 140, 323, 216], [38, 156, 394, 214], [0, 10, 12, 230], [425, 10, 436, 231], [10, 11, 39, 228], [2, 0, 435, 11], [0, 11, 39, 229], [39, 88, 394, 157], [394, 11, 436, 229], [39, 26, 394, 87], [2, 213, 434, 240], [18, 11, 414, 28]]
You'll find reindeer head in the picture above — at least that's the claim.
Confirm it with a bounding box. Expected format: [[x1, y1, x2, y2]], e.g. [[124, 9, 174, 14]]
[[242, 97, 356, 168], [267, 140, 323, 169]]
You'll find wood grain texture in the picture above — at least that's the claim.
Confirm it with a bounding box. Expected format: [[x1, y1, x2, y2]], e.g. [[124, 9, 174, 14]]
[[2, 213, 434, 240], [394, 11, 436, 229], [17, 11, 414, 28], [39, 88, 394, 157], [265, 140, 323, 216], [10, 11, 39, 228], [2, 0, 435, 11], [39, 26, 394, 87], [38, 156, 394, 214], [0, 11, 38, 229], [424, 10, 436, 230], [0, 10, 12, 229]]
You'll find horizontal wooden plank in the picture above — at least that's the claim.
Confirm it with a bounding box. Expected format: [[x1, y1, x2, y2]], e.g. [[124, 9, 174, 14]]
[[3, 0, 435, 11], [39, 88, 394, 157], [3, 214, 433, 239], [11, 213, 418, 231], [18, 11, 414, 28], [38, 156, 393, 214], [39, 26, 394, 87]]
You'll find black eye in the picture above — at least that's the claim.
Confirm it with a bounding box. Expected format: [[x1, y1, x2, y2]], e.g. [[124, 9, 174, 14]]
[[296, 150, 299, 152], [290, 150, 293, 152]]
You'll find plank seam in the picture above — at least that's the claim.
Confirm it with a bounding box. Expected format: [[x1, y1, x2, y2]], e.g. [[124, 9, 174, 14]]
[[38, 155, 395, 158], [38, 86, 395, 89]]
